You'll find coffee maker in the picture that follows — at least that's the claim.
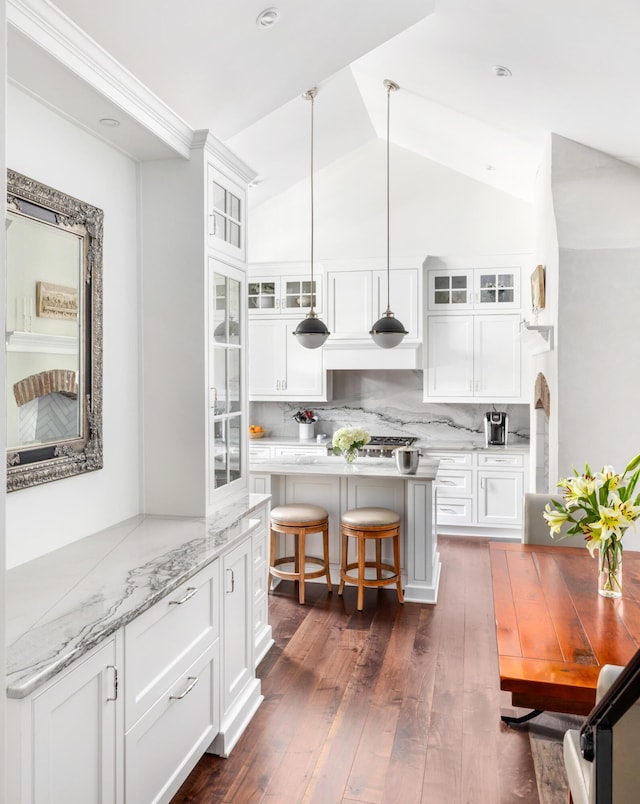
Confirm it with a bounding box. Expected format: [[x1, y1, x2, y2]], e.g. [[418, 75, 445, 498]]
[[484, 410, 508, 447]]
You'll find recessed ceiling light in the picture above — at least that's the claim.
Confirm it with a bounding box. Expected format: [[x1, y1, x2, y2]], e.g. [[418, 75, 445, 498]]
[[493, 65, 512, 78], [256, 7, 280, 29], [99, 117, 120, 127]]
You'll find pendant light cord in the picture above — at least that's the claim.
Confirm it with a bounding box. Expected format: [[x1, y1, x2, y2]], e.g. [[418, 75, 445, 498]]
[[305, 87, 318, 317], [386, 81, 391, 313], [383, 79, 399, 315]]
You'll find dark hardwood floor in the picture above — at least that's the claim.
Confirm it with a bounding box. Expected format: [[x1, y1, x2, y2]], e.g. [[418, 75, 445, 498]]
[[172, 536, 542, 803]]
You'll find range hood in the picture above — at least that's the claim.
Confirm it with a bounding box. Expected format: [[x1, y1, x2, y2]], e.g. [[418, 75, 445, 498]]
[[322, 340, 422, 370]]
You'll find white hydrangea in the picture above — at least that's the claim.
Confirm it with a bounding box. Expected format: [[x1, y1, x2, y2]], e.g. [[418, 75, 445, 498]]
[[332, 426, 371, 454]]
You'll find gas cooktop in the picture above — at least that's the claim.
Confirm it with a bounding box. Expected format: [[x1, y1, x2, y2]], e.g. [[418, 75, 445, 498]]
[[367, 435, 418, 447], [360, 435, 418, 456]]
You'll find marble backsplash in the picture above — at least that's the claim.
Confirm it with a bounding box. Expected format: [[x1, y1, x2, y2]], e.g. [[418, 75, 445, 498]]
[[250, 369, 530, 449]]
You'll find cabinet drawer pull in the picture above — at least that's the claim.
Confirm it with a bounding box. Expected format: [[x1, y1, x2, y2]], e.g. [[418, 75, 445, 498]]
[[106, 665, 118, 702], [169, 676, 199, 700], [439, 479, 456, 485], [439, 507, 458, 514], [169, 586, 197, 605], [226, 568, 235, 594]]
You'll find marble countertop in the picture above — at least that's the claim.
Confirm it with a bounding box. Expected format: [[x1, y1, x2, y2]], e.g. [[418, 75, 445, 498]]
[[5, 492, 270, 699], [250, 436, 529, 453], [250, 454, 440, 480]]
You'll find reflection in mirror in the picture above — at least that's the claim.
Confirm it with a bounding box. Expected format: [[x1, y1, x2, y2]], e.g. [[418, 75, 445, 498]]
[[6, 170, 103, 491]]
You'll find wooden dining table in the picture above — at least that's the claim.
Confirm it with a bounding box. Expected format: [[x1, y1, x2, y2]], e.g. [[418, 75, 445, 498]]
[[489, 542, 640, 718]]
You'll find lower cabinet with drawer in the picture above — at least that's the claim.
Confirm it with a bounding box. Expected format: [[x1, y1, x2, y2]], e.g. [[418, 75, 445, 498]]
[[124, 559, 221, 804], [431, 449, 528, 537], [7, 508, 272, 804]]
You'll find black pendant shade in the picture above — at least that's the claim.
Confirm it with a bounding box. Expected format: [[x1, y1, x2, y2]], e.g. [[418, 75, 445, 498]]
[[370, 310, 409, 349], [293, 312, 330, 349]]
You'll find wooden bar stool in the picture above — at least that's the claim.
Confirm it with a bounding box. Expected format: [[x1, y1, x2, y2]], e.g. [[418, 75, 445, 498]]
[[338, 507, 404, 611], [269, 503, 332, 604]]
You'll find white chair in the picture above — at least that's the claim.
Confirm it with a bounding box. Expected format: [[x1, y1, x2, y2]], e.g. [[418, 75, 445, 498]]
[[523, 492, 585, 547], [564, 664, 640, 804]]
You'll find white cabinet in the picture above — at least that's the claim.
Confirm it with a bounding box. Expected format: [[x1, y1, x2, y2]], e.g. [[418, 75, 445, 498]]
[[7, 637, 121, 804], [248, 319, 331, 401], [427, 267, 520, 311], [140, 133, 255, 516], [248, 272, 322, 317], [476, 452, 525, 528], [124, 559, 221, 804], [125, 644, 220, 804], [207, 162, 246, 266], [432, 450, 527, 537], [212, 534, 262, 758], [326, 267, 420, 340], [425, 314, 521, 401], [251, 502, 274, 667]]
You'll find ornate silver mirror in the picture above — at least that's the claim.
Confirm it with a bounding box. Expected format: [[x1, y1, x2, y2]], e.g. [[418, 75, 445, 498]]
[[6, 170, 103, 491]]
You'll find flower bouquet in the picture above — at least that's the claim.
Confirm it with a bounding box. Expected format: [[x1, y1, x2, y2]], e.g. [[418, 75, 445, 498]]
[[544, 454, 640, 597], [332, 426, 371, 464]]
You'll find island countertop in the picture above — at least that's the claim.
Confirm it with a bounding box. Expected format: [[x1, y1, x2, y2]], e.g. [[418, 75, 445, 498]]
[[250, 454, 440, 479], [6, 492, 270, 699]]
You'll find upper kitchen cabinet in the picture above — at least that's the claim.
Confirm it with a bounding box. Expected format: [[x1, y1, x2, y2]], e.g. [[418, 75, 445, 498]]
[[248, 319, 332, 401], [322, 264, 422, 370], [207, 164, 246, 266], [327, 268, 419, 338], [427, 267, 520, 311], [248, 263, 322, 317], [140, 130, 256, 515], [425, 314, 522, 401]]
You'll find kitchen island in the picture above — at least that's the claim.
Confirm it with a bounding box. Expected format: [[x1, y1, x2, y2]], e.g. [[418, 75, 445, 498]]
[[250, 455, 441, 604]]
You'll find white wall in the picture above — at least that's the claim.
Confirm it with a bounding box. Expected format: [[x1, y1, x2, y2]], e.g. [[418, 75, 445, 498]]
[[6, 87, 141, 567], [0, 0, 8, 791], [549, 136, 640, 549], [528, 138, 560, 488], [249, 139, 534, 262]]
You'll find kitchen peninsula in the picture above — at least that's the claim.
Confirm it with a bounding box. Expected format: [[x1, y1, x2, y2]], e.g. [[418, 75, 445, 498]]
[[250, 453, 441, 604]]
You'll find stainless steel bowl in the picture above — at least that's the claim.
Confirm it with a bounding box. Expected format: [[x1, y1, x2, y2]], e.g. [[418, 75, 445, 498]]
[[394, 446, 421, 475]]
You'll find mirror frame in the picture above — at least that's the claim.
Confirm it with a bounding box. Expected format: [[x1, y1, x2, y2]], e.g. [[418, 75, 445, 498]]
[[6, 169, 103, 491]]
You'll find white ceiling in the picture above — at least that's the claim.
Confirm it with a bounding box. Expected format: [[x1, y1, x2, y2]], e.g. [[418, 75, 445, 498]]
[[20, 0, 640, 205]]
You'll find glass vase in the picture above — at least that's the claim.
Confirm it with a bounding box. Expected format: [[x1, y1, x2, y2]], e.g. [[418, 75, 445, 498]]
[[343, 449, 358, 464], [598, 544, 622, 598]]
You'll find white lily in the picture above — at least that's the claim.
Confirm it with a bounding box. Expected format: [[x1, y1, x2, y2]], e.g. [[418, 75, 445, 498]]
[[543, 505, 569, 534]]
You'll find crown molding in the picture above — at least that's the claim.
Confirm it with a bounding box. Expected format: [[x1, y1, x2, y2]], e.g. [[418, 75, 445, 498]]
[[8, 0, 193, 159], [192, 129, 258, 184]]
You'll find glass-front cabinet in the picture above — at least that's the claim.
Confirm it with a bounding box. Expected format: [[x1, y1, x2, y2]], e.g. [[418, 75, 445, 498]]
[[207, 163, 246, 266], [248, 277, 319, 314], [210, 263, 245, 499], [247, 264, 322, 317], [427, 268, 520, 311]]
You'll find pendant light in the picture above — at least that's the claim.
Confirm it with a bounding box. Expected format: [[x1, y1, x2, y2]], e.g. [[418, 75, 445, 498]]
[[293, 87, 330, 349], [370, 79, 408, 349]]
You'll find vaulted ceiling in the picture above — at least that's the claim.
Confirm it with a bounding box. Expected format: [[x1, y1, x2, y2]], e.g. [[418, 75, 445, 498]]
[[13, 0, 640, 206]]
